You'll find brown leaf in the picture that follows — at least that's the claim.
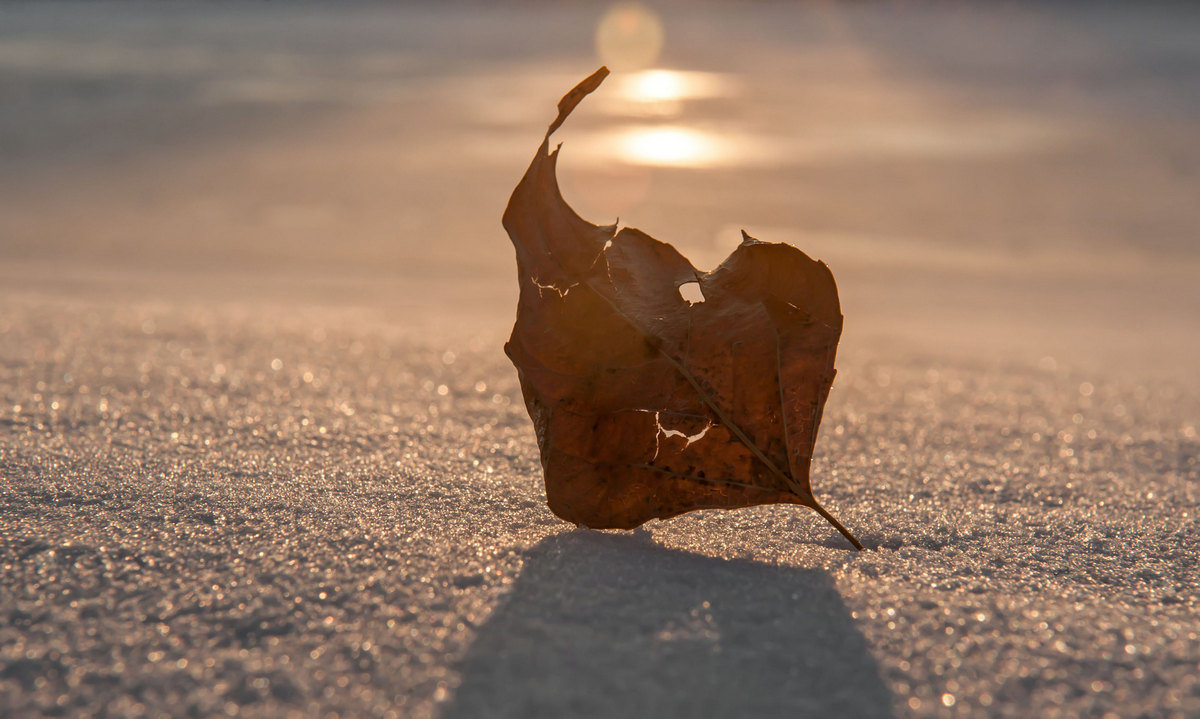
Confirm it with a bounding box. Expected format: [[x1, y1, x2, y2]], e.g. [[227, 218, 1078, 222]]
[[502, 67, 862, 550]]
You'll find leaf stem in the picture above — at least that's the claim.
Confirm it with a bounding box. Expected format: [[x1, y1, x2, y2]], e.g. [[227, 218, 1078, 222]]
[[809, 501, 864, 551]]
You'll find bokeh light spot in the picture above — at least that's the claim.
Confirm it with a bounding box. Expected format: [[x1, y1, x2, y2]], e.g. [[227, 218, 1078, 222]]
[[595, 3, 664, 72]]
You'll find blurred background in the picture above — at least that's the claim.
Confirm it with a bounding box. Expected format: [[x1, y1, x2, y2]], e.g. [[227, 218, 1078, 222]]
[[2, 0, 1198, 378]]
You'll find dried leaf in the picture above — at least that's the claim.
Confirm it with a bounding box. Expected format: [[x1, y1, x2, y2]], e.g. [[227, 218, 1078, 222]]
[[503, 67, 862, 550]]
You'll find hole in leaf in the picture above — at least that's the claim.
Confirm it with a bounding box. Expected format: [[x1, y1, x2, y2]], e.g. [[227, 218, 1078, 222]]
[[678, 281, 705, 305], [654, 411, 712, 448], [531, 278, 577, 298]]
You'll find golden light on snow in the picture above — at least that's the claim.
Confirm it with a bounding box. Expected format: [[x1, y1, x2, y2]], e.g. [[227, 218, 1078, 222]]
[[595, 3, 664, 71]]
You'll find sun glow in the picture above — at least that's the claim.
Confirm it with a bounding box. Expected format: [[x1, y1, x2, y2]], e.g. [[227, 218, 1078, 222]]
[[627, 69, 685, 102], [615, 126, 724, 167], [611, 69, 734, 108]]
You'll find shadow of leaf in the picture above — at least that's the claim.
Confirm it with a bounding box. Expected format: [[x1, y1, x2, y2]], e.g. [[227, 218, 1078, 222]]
[[440, 531, 893, 718]]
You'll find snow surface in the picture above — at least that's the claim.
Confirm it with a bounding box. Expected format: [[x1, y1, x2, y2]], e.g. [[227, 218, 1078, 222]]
[[3, 287, 1198, 718]]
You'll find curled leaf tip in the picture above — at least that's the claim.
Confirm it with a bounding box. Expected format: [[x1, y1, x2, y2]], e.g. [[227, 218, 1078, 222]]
[[546, 66, 610, 139]]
